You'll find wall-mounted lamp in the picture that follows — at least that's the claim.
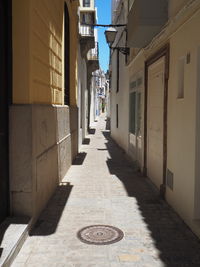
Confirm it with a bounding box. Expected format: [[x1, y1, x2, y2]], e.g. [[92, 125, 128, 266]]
[[82, 23, 129, 55], [104, 26, 129, 56], [105, 27, 117, 44]]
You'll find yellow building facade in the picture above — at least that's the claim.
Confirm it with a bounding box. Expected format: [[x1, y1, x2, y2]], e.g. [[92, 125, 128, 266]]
[[9, 0, 79, 223]]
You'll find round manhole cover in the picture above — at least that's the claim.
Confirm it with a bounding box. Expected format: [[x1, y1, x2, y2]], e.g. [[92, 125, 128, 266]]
[[77, 225, 124, 245]]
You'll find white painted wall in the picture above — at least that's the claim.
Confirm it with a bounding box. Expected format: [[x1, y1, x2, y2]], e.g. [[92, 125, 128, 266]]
[[127, 2, 200, 237], [77, 46, 88, 149], [166, 9, 200, 236], [128, 51, 145, 169], [110, 50, 129, 152], [110, 0, 129, 153]]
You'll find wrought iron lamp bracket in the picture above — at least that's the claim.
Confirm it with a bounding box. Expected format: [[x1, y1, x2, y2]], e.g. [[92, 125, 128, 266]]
[[111, 46, 130, 55]]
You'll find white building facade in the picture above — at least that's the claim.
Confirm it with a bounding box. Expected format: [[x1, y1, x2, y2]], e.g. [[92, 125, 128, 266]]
[[78, 0, 99, 147], [110, 0, 200, 238]]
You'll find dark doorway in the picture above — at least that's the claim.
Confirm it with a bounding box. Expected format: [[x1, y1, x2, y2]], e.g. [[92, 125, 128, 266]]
[[0, 0, 12, 223], [64, 3, 70, 106]]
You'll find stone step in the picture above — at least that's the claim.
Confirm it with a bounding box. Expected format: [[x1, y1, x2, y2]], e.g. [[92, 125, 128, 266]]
[[0, 217, 29, 267]]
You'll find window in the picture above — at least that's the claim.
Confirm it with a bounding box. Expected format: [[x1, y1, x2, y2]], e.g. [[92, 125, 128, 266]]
[[83, 0, 90, 7], [129, 91, 141, 136], [129, 92, 136, 134], [81, 13, 93, 24]]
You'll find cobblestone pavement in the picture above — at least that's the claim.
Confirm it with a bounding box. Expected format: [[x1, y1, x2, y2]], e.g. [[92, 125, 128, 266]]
[[12, 115, 200, 267]]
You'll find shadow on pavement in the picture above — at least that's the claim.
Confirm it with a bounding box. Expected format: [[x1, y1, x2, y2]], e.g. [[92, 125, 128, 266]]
[[102, 130, 200, 267], [30, 182, 73, 236], [73, 152, 87, 165]]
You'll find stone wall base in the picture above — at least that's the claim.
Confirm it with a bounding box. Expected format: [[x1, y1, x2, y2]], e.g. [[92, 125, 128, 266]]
[[9, 104, 74, 221]]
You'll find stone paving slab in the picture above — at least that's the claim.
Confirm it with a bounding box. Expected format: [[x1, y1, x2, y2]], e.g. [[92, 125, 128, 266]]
[[12, 115, 200, 267], [0, 217, 29, 267]]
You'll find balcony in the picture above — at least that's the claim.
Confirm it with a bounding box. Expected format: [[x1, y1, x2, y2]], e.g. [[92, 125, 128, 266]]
[[80, 25, 94, 36], [87, 42, 99, 60], [79, 24, 95, 58], [87, 42, 99, 74], [127, 0, 168, 48]]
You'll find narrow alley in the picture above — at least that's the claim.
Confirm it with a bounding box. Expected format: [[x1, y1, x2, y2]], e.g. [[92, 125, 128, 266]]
[[12, 116, 200, 267]]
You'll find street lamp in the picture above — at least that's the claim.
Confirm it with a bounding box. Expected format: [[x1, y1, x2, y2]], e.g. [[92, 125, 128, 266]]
[[104, 26, 129, 56], [104, 27, 117, 44], [81, 23, 129, 55]]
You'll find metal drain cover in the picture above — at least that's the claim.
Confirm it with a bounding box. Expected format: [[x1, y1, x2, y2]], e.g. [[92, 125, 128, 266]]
[[77, 225, 124, 245]]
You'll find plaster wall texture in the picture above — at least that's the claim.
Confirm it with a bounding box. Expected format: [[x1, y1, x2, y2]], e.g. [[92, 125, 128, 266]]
[[166, 9, 200, 236], [128, 51, 145, 169], [90, 80, 95, 125], [12, 0, 78, 106], [70, 106, 79, 160], [110, 0, 129, 153], [127, 3, 200, 237], [110, 49, 129, 153], [10, 0, 79, 222], [77, 47, 88, 149], [10, 105, 72, 220]]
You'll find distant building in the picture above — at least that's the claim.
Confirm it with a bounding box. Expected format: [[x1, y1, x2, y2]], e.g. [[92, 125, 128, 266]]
[[78, 0, 99, 144], [90, 69, 109, 125]]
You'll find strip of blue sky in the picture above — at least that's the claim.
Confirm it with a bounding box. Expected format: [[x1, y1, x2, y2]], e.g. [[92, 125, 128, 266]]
[[96, 0, 111, 72]]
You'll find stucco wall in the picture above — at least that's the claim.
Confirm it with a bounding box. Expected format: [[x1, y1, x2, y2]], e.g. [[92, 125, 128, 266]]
[[110, 49, 129, 153], [30, 0, 63, 104], [133, 4, 200, 236], [166, 8, 200, 235], [11, 0, 79, 222], [10, 105, 72, 219], [110, 0, 129, 153], [13, 0, 78, 106], [127, 3, 200, 237], [13, 0, 30, 104], [128, 51, 145, 169], [77, 46, 88, 149]]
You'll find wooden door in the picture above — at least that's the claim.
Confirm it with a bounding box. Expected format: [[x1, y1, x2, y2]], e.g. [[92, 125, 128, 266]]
[[147, 57, 165, 189]]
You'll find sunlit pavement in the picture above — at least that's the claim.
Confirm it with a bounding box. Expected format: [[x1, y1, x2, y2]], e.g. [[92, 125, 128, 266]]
[[12, 115, 200, 267]]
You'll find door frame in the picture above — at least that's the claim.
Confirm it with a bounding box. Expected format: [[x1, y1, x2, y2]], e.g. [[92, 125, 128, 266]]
[[144, 44, 170, 197], [129, 74, 142, 165]]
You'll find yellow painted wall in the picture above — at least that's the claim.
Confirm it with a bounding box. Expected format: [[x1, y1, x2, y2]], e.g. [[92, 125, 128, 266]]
[[13, 0, 79, 106], [13, 0, 31, 103], [68, 1, 79, 106]]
